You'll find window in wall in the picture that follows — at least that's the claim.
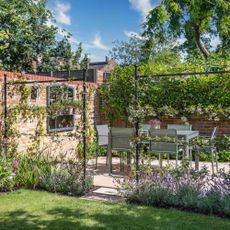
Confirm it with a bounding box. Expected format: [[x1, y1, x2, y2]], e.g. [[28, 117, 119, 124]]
[[47, 85, 75, 132]]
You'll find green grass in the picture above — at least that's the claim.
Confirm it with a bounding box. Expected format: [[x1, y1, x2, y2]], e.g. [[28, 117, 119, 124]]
[[0, 190, 229, 230]]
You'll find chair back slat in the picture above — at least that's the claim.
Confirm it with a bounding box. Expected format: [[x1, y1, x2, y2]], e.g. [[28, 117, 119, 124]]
[[167, 124, 192, 130], [149, 129, 177, 154], [96, 125, 109, 146], [140, 124, 151, 131], [150, 142, 178, 153], [110, 128, 134, 150], [96, 125, 109, 136], [150, 128, 177, 138], [211, 127, 218, 140]]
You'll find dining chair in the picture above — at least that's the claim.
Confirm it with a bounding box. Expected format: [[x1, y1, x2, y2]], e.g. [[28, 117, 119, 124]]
[[95, 124, 109, 169], [168, 124, 193, 164], [149, 129, 179, 168], [194, 127, 218, 174], [107, 127, 135, 174], [140, 124, 151, 134]]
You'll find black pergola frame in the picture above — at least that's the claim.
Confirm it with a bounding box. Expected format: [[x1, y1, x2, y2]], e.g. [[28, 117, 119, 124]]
[[134, 66, 230, 183], [2, 69, 89, 180]]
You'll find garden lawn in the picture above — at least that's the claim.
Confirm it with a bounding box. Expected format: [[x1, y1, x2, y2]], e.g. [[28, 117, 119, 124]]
[[0, 190, 229, 230]]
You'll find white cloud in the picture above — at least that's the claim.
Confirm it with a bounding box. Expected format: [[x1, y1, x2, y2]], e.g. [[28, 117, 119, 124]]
[[92, 34, 109, 50], [129, 0, 153, 20], [54, 1, 71, 25], [124, 30, 144, 40]]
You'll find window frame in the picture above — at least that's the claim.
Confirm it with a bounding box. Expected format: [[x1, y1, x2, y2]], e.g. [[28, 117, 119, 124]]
[[47, 84, 76, 133]]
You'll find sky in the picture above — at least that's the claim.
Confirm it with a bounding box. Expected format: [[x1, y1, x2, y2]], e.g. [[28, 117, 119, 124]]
[[47, 0, 160, 61]]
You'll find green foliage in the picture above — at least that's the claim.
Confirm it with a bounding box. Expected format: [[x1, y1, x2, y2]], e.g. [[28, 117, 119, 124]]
[[109, 35, 154, 65], [101, 63, 230, 124], [0, 157, 17, 191], [143, 0, 230, 60], [15, 154, 52, 189], [0, 0, 57, 71]]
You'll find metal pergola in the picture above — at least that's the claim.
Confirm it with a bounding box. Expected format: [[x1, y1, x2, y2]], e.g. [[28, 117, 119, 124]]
[[134, 65, 230, 183], [2, 69, 89, 180]]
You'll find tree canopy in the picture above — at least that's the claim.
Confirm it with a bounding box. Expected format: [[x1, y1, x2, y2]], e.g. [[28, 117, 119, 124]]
[[143, 0, 230, 60], [0, 0, 58, 71], [0, 0, 85, 72]]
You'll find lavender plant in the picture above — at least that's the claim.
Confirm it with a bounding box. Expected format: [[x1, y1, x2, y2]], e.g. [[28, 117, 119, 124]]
[[118, 162, 230, 217]]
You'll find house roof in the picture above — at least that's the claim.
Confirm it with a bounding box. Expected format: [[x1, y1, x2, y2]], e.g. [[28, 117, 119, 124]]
[[0, 70, 97, 87]]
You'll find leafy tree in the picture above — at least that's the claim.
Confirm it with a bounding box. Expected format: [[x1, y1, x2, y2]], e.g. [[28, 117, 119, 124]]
[[0, 0, 57, 71], [72, 42, 83, 69], [109, 35, 155, 65], [54, 37, 73, 71], [143, 0, 230, 60], [80, 54, 89, 70]]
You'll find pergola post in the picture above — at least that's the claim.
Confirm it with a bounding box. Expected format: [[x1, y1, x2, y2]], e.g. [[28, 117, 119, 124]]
[[134, 65, 139, 183], [3, 74, 8, 158], [82, 69, 87, 180]]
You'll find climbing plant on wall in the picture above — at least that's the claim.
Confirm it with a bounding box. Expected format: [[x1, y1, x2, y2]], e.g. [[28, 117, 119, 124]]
[[1, 78, 96, 159]]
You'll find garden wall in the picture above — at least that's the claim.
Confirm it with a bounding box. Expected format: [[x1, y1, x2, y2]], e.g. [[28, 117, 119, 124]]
[[101, 117, 230, 136], [0, 73, 98, 160]]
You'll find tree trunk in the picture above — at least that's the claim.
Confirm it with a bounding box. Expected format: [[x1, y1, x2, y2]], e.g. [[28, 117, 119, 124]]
[[193, 24, 209, 60]]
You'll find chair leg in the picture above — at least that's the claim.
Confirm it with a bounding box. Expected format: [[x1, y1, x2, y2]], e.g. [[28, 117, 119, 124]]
[[189, 148, 192, 167], [215, 150, 218, 173], [211, 150, 215, 175], [108, 143, 112, 175], [106, 147, 109, 166], [195, 149, 199, 171], [95, 144, 99, 169], [120, 152, 125, 172], [176, 151, 178, 168]]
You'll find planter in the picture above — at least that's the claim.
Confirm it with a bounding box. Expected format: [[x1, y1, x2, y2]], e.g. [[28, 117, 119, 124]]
[[151, 124, 161, 129]]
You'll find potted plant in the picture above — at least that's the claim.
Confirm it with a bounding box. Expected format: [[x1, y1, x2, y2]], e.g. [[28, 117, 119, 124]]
[[148, 119, 161, 129]]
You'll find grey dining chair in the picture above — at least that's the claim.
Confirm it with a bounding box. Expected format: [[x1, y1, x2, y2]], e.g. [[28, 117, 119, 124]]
[[139, 124, 151, 135], [107, 127, 135, 174], [149, 129, 179, 168], [167, 124, 192, 130], [168, 124, 193, 164], [195, 127, 218, 174], [95, 124, 109, 169]]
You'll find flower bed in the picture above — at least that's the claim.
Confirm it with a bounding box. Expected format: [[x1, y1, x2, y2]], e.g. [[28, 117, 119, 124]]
[[118, 163, 230, 217], [0, 154, 93, 195]]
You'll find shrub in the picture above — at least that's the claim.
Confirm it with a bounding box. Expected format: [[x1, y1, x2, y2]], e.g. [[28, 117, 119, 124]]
[[15, 154, 52, 189], [0, 157, 18, 191], [119, 164, 230, 217], [39, 160, 93, 195]]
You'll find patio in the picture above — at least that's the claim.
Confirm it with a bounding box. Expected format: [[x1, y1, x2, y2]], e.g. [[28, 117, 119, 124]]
[[88, 157, 230, 189]]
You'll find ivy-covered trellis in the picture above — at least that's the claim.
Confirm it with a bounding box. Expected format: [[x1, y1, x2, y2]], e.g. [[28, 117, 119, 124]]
[[1, 70, 96, 179]]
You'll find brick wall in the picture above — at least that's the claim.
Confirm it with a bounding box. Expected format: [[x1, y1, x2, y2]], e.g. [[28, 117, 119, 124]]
[[160, 117, 230, 135], [99, 117, 230, 136], [0, 79, 97, 160]]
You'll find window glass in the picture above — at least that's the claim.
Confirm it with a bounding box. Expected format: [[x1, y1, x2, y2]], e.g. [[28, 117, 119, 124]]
[[48, 85, 75, 132]]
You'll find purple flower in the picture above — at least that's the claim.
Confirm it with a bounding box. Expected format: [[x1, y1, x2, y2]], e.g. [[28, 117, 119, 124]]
[[12, 159, 19, 173], [148, 119, 161, 126]]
